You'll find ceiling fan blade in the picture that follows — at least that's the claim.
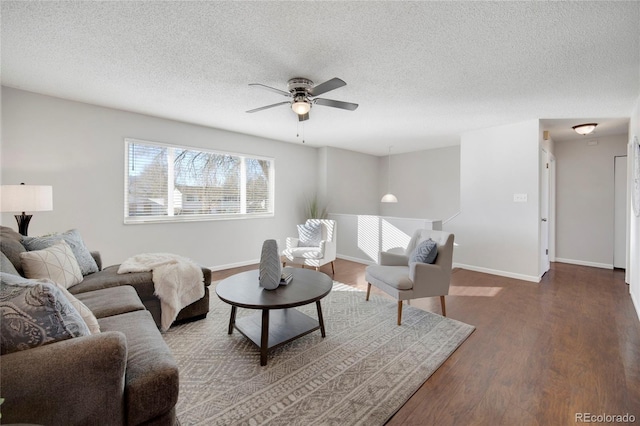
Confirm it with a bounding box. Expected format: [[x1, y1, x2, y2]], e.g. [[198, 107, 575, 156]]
[[314, 98, 359, 111], [298, 112, 309, 122], [246, 101, 291, 113], [248, 83, 291, 97], [308, 77, 346, 96]]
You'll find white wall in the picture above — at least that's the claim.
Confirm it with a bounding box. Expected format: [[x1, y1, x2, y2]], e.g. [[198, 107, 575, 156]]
[[1, 87, 318, 269], [378, 146, 461, 221], [629, 94, 640, 320], [322, 146, 379, 215], [449, 120, 541, 281], [554, 134, 628, 268]]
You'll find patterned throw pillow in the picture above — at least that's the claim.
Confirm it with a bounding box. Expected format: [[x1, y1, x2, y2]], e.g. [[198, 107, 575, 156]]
[[50, 282, 100, 334], [297, 222, 322, 247], [22, 229, 99, 275], [0, 273, 91, 355], [20, 240, 83, 288], [409, 238, 438, 264], [3, 274, 100, 334]]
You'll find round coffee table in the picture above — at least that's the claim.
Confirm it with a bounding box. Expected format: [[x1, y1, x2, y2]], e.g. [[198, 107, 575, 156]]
[[216, 268, 332, 366]]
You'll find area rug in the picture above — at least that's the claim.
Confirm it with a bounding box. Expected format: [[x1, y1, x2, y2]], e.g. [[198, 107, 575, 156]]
[[163, 282, 475, 425]]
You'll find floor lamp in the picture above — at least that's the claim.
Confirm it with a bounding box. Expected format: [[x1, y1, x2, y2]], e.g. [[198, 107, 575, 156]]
[[0, 183, 53, 236]]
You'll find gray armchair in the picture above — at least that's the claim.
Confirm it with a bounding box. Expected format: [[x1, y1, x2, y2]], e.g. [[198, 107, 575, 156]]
[[365, 229, 455, 325]]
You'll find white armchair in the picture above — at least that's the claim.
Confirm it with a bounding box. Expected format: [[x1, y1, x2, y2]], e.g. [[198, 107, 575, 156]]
[[282, 219, 337, 275], [365, 229, 455, 325]]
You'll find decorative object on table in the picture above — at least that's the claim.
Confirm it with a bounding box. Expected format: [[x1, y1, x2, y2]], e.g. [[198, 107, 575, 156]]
[[280, 267, 293, 285], [0, 183, 53, 236], [258, 239, 282, 290]]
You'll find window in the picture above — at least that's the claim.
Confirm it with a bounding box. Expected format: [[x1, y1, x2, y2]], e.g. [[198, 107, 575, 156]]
[[124, 138, 274, 223]]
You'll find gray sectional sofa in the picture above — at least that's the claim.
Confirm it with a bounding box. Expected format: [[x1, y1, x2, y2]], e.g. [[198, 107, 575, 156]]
[[0, 225, 212, 425]]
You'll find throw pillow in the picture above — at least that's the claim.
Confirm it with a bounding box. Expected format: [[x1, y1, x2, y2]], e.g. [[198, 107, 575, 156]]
[[20, 240, 83, 288], [1, 251, 20, 276], [2, 272, 99, 334], [297, 222, 322, 247], [0, 273, 91, 355], [409, 238, 438, 264], [50, 281, 100, 334], [22, 229, 99, 275]]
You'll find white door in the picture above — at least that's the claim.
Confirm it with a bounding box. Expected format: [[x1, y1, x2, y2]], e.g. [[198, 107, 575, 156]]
[[614, 155, 627, 269], [540, 149, 550, 275]]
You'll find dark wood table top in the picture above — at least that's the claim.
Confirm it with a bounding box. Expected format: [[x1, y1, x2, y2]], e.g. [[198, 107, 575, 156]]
[[216, 268, 332, 310]]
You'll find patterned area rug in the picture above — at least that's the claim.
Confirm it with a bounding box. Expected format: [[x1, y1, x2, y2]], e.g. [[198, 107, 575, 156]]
[[163, 282, 475, 425]]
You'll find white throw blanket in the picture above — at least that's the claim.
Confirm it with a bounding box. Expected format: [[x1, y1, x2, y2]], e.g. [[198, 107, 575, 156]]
[[117, 253, 204, 331]]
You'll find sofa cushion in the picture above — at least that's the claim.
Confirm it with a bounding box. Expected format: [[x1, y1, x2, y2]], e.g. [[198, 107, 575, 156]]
[[69, 265, 155, 300], [365, 265, 414, 290], [283, 246, 324, 259], [20, 240, 83, 288], [0, 273, 90, 355], [22, 229, 99, 275], [0, 225, 27, 275], [76, 286, 145, 319], [99, 310, 179, 425]]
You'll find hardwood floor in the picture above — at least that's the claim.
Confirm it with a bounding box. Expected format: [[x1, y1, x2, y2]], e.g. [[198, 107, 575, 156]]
[[211, 260, 640, 425]]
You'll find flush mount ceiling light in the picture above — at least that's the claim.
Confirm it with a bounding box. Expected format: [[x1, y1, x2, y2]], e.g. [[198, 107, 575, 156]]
[[572, 123, 598, 135]]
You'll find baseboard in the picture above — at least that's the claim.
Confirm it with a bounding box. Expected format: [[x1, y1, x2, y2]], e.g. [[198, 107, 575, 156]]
[[453, 263, 540, 283], [336, 254, 375, 266], [554, 258, 613, 270], [208, 258, 259, 272]]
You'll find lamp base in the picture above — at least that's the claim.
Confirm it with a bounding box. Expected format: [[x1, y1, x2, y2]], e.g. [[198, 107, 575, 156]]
[[15, 213, 33, 236]]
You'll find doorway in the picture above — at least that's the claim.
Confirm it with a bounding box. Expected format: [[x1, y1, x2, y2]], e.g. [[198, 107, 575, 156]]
[[540, 148, 552, 276], [614, 155, 627, 269]]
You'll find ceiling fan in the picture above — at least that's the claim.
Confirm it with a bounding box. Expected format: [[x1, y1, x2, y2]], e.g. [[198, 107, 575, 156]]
[[246, 77, 358, 121]]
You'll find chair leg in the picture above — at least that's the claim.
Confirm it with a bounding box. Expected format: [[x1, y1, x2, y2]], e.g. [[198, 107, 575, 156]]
[[331, 261, 335, 276], [366, 283, 371, 301], [397, 301, 403, 326], [440, 296, 447, 317]]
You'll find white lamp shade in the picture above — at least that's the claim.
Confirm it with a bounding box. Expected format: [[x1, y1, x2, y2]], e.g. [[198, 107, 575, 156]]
[[0, 185, 53, 212], [292, 101, 311, 115], [381, 193, 398, 203]]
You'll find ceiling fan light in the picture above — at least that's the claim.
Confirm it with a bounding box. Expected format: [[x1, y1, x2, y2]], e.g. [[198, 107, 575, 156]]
[[572, 123, 598, 135], [292, 100, 310, 115]]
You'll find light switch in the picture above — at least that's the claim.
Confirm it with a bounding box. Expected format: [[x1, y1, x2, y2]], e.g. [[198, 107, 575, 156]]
[[513, 193, 528, 202]]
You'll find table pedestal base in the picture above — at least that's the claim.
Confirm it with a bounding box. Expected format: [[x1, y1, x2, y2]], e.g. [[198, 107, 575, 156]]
[[229, 303, 326, 366]]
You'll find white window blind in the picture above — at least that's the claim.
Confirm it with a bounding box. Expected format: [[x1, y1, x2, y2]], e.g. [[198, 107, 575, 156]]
[[125, 139, 274, 223]]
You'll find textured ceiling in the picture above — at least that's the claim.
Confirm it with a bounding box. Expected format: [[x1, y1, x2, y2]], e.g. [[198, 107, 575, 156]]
[[1, 1, 639, 155]]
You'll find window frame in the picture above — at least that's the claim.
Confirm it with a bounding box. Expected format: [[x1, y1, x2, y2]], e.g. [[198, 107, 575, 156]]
[[124, 138, 275, 224]]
